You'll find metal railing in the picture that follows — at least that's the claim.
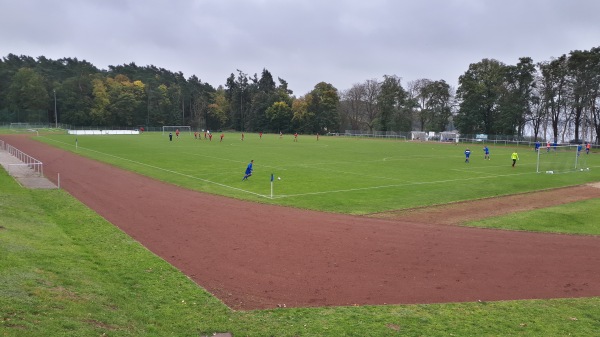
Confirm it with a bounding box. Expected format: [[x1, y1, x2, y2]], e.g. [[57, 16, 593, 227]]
[[5, 144, 43, 176]]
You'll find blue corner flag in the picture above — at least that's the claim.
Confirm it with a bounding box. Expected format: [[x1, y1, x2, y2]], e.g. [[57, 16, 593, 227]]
[[270, 173, 274, 182]]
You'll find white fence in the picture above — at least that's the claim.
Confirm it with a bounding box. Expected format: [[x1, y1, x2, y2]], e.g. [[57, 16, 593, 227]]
[[68, 130, 140, 135], [6, 144, 44, 176]]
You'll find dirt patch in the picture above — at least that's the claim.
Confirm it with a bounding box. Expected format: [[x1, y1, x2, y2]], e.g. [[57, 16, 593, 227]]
[[368, 184, 600, 225], [2, 134, 600, 311]]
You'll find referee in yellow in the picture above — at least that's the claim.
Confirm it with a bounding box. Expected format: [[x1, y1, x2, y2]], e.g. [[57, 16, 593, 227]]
[[511, 151, 519, 167]]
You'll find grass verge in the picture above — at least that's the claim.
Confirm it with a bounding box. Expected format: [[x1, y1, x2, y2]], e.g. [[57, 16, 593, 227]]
[[464, 198, 600, 235], [1, 170, 600, 336]]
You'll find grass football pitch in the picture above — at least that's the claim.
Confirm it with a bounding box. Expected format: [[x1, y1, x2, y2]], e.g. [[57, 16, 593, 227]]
[[39, 132, 600, 214], [2, 130, 600, 336]]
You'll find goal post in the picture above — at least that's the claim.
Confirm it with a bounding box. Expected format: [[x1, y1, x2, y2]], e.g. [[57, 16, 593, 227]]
[[10, 123, 31, 129], [162, 126, 192, 135], [536, 144, 586, 173], [411, 131, 427, 141], [439, 132, 458, 143]]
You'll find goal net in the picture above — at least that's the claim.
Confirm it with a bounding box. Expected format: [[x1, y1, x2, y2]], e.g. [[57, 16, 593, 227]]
[[536, 145, 587, 173], [10, 123, 31, 129], [162, 126, 191, 135], [411, 131, 427, 141], [439, 132, 458, 142]]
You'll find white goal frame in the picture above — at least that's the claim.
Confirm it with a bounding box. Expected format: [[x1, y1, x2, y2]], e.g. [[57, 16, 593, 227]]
[[439, 132, 458, 142], [10, 123, 31, 129], [536, 144, 582, 173], [411, 131, 427, 141], [162, 126, 192, 135]]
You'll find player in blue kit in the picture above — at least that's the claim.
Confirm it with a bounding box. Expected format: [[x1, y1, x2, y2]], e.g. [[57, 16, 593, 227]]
[[242, 160, 254, 181], [464, 148, 471, 163], [483, 146, 490, 160]]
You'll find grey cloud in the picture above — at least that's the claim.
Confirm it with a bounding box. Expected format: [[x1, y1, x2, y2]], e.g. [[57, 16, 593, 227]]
[[1, 0, 598, 94]]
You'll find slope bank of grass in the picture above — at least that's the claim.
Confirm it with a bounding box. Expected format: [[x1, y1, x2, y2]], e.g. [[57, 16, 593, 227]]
[[464, 198, 600, 235], [1, 171, 600, 336]]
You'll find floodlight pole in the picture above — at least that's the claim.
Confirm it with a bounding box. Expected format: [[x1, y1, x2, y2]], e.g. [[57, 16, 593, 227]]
[[53, 89, 58, 128]]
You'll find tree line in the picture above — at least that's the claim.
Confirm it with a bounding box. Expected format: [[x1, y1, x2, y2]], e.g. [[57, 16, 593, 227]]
[[0, 54, 339, 134], [456, 47, 600, 143], [1, 47, 599, 142]]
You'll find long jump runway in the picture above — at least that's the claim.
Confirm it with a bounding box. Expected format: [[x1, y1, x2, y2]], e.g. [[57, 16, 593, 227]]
[[3, 135, 600, 310]]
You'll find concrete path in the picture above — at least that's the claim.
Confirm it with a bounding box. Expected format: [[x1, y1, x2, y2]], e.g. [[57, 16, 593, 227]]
[[0, 145, 57, 189]]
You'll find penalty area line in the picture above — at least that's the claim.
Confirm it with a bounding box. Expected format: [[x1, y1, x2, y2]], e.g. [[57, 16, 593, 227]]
[[278, 171, 534, 198]]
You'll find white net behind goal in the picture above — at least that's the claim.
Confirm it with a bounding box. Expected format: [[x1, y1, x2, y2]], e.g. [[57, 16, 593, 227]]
[[439, 132, 458, 142], [10, 123, 31, 129], [162, 126, 192, 135], [536, 145, 587, 173], [411, 131, 427, 141]]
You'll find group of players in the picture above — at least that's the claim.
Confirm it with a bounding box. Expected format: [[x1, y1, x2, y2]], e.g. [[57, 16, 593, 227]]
[[464, 146, 492, 164], [464, 145, 519, 167], [464, 141, 592, 168], [169, 130, 307, 143], [166, 130, 307, 182]]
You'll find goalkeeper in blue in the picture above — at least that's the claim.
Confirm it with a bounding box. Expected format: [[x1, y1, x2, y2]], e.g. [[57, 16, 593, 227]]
[[242, 160, 254, 181]]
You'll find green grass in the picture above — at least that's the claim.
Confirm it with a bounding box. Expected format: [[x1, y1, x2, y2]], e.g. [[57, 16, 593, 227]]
[[2, 170, 600, 336], [465, 198, 600, 235], [36, 132, 600, 214], [3, 130, 600, 336]]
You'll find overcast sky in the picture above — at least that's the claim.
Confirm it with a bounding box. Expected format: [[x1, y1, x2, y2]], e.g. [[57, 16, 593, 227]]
[[1, 0, 599, 95]]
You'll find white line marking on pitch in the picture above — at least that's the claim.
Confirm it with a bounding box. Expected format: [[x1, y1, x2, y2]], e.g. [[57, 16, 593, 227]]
[[42, 137, 270, 198], [276, 171, 534, 198]]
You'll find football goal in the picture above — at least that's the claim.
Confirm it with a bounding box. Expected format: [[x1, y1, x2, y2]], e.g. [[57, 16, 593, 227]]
[[162, 126, 192, 135], [10, 123, 31, 129], [536, 145, 587, 173], [411, 131, 427, 141], [439, 132, 458, 142]]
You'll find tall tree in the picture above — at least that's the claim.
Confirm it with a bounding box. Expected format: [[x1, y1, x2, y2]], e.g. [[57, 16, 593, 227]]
[[339, 83, 367, 131], [6, 67, 49, 123], [248, 69, 277, 131], [90, 78, 110, 125], [306, 82, 340, 133], [566, 49, 600, 142], [363, 79, 381, 132], [426, 80, 453, 132], [377, 75, 410, 132], [586, 47, 600, 143], [187, 75, 215, 130], [497, 57, 536, 136], [456, 59, 506, 135], [527, 82, 545, 141], [206, 86, 229, 130], [266, 101, 293, 132], [407, 78, 432, 131], [538, 55, 569, 142], [54, 58, 99, 126], [291, 95, 310, 133], [410, 79, 453, 132]]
